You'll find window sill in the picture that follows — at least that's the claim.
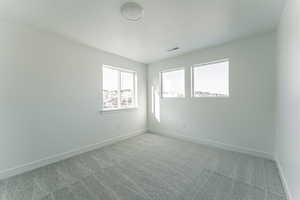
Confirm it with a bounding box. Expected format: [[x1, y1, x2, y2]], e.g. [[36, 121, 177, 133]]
[[192, 96, 230, 98], [161, 96, 186, 99], [100, 107, 138, 113]]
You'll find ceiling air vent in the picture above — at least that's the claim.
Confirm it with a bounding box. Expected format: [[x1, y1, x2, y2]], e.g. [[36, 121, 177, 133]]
[[167, 47, 180, 52]]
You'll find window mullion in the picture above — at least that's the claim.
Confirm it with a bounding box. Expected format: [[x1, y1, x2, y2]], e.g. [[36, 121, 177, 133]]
[[118, 70, 121, 109], [191, 67, 194, 97], [133, 72, 136, 107]]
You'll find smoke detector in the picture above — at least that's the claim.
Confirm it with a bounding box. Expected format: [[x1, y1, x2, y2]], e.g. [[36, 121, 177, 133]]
[[121, 2, 144, 21]]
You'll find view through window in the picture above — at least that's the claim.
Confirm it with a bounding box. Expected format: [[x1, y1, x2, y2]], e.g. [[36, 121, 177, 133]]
[[102, 65, 136, 110], [161, 69, 185, 98], [192, 60, 229, 97]]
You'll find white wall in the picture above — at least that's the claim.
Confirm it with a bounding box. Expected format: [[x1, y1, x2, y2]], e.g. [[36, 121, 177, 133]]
[[0, 22, 147, 177], [276, 0, 300, 199], [148, 32, 277, 157]]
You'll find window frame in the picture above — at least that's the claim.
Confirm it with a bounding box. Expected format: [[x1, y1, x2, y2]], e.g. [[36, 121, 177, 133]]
[[191, 58, 229, 98], [160, 67, 186, 99], [101, 65, 138, 112]]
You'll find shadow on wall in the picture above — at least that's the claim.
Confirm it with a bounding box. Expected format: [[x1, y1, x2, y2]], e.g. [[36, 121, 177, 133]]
[[151, 86, 160, 122]]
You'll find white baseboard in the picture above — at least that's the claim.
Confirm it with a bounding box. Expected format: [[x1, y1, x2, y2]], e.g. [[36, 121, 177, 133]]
[[275, 157, 293, 200], [0, 129, 146, 180], [151, 130, 274, 160]]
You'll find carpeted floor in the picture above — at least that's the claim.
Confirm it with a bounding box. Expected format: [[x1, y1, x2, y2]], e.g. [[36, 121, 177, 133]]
[[0, 134, 287, 200]]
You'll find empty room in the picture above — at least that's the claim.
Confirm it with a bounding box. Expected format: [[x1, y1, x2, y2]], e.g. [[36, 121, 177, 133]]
[[0, 0, 299, 199]]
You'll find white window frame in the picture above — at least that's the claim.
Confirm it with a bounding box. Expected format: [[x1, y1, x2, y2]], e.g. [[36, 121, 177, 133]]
[[160, 67, 185, 99], [101, 65, 138, 111], [191, 58, 229, 98]]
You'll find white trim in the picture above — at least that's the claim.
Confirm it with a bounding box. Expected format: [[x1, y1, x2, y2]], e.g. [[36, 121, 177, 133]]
[[160, 66, 184, 73], [275, 157, 293, 200], [101, 65, 138, 111], [117, 68, 121, 108], [150, 130, 274, 160], [0, 129, 147, 181], [100, 106, 138, 113], [191, 65, 194, 98], [193, 58, 229, 68], [191, 95, 230, 100], [103, 64, 136, 73], [191, 58, 230, 98], [134, 71, 138, 107]]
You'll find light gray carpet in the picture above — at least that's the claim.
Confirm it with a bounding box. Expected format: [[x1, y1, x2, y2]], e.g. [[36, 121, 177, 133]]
[[0, 134, 287, 200]]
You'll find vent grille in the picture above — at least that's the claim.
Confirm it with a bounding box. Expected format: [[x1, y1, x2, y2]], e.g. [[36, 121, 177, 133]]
[[167, 47, 180, 52]]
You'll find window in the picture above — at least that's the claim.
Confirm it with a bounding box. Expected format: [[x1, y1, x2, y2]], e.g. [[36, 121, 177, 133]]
[[161, 68, 185, 98], [192, 59, 229, 97], [102, 65, 137, 110]]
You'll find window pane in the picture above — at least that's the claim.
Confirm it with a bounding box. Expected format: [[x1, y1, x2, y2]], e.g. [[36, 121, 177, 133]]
[[193, 61, 229, 97], [162, 69, 185, 98], [103, 67, 119, 109], [121, 71, 134, 108]]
